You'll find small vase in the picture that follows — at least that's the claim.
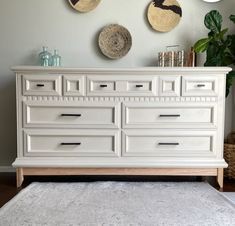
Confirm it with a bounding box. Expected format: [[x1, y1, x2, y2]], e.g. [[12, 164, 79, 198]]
[[39, 47, 52, 66], [51, 50, 61, 67]]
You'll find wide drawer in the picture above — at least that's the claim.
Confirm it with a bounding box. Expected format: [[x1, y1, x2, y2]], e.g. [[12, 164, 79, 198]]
[[22, 74, 62, 96], [23, 101, 120, 128], [182, 76, 218, 96], [122, 130, 216, 157], [87, 76, 158, 96], [123, 102, 217, 129], [23, 129, 120, 157]]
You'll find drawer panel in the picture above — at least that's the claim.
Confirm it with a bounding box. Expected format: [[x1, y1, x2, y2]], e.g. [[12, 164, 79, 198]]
[[24, 129, 120, 157], [23, 102, 120, 128], [123, 102, 217, 129], [182, 76, 218, 96], [87, 76, 158, 96], [63, 75, 85, 96], [22, 75, 62, 96], [122, 130, 216, 157], [159, 76, 181, 97]]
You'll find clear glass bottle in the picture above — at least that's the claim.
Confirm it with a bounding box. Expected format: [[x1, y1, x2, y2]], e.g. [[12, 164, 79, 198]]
[[39, 46, 52, 67], [51, 50, 61, 67]]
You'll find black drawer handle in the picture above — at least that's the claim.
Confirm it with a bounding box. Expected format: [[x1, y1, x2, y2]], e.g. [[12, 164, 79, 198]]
[[158, 143, 179, 146], [61, 114, 81, 117], [136, 85, 144, 88], [61, 143, 81, 146], [159, 115, 181, 118], [36, 84, 45, 87], [100, 84, 108, 88], [197, 84, 206, 87]]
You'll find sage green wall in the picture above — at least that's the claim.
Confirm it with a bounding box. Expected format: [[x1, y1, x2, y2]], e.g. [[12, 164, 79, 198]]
[[0, 0, 234, 167]]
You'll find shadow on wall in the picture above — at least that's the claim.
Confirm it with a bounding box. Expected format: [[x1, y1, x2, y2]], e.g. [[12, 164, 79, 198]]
[[0, 78, 17, 165]]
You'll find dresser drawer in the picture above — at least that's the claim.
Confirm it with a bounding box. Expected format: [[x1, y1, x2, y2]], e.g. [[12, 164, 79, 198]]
[[23, 102, 120, 128], [182, 76, 218, 96], [22, 75, 62, 96], [87, 76, 158, 96], [63, 75, 85, 96], [122, 130, 216, 157], [123, 102, 217, 129], [23, 129, 120, 157]]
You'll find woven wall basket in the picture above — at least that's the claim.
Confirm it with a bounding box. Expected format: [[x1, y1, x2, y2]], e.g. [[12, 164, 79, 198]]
[[68, 0, 101, 13], [147, 0, 182, 32], [98, 24, 132, 60]]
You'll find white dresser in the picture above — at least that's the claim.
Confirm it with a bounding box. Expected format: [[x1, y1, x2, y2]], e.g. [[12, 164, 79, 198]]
[[12, 66, 231, 188]]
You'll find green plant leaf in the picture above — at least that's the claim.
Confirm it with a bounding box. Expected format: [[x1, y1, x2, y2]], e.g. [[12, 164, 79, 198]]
[[204, 10, 222, 33], [230, 15, 235, 23], [194, 38, 211, 53], [217, 28, 228, 40]]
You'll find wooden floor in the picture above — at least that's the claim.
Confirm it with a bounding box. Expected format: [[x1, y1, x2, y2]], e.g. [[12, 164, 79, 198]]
[[0, 173, 235, 208]]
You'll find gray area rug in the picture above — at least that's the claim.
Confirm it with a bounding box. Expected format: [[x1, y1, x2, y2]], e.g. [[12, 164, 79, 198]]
[[0, 182, 235, 226], [222, 192, 235, 205]]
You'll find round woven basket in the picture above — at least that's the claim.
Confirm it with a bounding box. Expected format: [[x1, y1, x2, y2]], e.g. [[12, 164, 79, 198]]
[[147, 0, 182, 32], [98, 24, 132, 59], [68, 0, 101, 13]]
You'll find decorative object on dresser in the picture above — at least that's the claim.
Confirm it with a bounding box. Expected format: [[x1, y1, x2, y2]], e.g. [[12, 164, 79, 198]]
[[98, 24, 132, 59], [147, 0, 182, 32], [68, 0, 101, 13], [194, 10, 235, 97], [12, 66, 231, 188]]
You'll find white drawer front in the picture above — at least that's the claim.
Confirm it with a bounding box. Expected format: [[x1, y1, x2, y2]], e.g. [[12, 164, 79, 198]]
[[24, 129, 120, 157], [159, 76, 181, 97], [123, 130, 216, 157], [22, 75, 62, 96], [182, 76, 218, 96], [63, 75, 85, 96], [23, 102, 120, 129], [123, 102, 217, 129], [87, 76, 158, 96]]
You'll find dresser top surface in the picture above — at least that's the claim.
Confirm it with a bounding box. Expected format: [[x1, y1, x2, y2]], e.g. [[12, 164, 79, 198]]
[[12, 66, 232, 74]]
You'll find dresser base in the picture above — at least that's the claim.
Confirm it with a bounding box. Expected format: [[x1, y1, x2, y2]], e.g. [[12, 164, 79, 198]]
[[16, 167, 223, 189]]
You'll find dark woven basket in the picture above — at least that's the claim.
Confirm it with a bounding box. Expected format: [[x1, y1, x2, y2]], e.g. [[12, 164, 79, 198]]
[[224, 142, 235, 179]]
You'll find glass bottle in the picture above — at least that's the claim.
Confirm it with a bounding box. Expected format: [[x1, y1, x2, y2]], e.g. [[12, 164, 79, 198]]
[[51, 50, 61, 67], [39, 46, 52, 67]]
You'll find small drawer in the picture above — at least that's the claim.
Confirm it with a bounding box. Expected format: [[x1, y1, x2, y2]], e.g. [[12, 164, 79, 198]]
[[123, 102, 217, 129], [122, 130, 216, 157], [24, 129, 120, 157], [159, 76, 181, 97], [23, 101, 120, 129], [182, 76, 218, 96], [63, 75, 85, 96], [87, 76, 158, 96], [22, 74, 62, 96]]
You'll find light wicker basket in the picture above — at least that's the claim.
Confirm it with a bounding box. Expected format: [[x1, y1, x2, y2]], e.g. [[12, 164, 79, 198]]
[[224, 142, 235, 179]]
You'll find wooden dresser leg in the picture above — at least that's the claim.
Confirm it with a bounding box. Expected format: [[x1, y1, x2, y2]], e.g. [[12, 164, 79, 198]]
[[16, 168, 24, 188], [217, 168, 224, 189]]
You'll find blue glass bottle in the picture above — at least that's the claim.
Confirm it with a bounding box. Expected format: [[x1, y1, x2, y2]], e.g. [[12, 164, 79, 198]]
[[39, 47, 52, 66], [51, 50, 61, 67]]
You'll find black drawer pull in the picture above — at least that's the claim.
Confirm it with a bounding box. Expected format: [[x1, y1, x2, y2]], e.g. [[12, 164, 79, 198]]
[[61, 143, 81, 146], [159, 115, 181, 118], [100, 84, 108, 88], [36, 84, 45, 87], [158, 143, 179, 146], [136, 85, 144, 88], [197, 84, 206, 87], [61, 114, 81, 117]]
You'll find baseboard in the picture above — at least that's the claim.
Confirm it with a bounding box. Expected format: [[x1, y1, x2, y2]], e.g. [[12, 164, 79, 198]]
[[0, 166, 16, 173]]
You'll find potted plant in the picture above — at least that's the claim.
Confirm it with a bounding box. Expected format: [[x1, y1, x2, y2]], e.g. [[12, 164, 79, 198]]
[[194, 10, 235, 97]]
